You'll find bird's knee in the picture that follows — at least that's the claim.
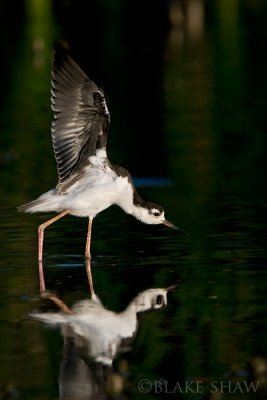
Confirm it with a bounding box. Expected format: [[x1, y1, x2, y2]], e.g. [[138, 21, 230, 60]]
[[38, 224, 46, 234]]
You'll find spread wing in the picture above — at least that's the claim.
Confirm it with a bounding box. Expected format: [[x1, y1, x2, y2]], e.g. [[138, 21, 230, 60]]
[[51, 50, 110, 190]]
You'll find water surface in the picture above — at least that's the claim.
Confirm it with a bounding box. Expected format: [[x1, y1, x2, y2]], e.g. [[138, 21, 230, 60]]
[[0, 1, 267, 399]]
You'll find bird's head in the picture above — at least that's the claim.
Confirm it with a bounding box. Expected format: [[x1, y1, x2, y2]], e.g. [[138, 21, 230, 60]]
[[133, 201, 177, 229], [131, 284, 179, 313]]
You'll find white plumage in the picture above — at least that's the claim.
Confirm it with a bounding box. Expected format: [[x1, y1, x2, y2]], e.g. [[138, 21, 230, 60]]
[[18, 49, 177, 261]]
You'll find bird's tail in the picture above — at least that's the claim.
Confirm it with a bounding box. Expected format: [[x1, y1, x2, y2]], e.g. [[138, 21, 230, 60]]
[[17, 189, 58, 213], [17, 198, 46, 213], [28, 312, 68, 325], [17, 199, 43, 212]]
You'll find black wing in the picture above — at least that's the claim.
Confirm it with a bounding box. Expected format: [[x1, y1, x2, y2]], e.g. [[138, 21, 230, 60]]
[[51, 50, 110, 189]]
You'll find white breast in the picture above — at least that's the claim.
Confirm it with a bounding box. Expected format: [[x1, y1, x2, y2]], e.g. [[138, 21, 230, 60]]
[[61, 166, 133, 218]]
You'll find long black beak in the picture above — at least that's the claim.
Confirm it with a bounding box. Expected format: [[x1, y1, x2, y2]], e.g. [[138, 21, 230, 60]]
[[165, 283, 179, 292], [162, 219, 190, 237], [165, 278, 186, 292], [163, 219, 178, 229]]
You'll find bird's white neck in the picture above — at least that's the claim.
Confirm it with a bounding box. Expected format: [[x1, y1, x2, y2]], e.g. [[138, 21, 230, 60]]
[[114, 176, 164, 225], [115, 178, 141, 216], [117, 197, 148, 224], [131, 204, 151, 223]]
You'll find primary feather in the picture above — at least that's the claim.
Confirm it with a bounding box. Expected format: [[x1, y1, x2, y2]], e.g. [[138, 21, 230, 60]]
[[51, 51, 110, 192]]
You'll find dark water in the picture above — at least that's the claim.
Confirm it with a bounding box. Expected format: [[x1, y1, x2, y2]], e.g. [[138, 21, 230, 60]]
[[0, 1, 267, 399]]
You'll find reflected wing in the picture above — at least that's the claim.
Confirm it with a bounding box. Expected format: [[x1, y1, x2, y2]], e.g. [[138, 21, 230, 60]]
[[51, 50, 110, 188]]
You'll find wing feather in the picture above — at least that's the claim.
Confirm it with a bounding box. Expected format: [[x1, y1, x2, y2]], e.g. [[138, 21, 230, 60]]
[[51, 50, 110, 189]]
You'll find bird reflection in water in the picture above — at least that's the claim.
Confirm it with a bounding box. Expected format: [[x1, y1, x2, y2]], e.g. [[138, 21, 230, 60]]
[[33, 259, 175, 399]]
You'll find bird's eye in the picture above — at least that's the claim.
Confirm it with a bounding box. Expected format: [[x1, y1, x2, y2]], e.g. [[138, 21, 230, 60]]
[[150, 207, 162, 217], [156, 295, 164, 305]]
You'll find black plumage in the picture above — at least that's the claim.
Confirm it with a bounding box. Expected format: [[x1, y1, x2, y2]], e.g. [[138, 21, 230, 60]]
[[51, 51, 110, 192]]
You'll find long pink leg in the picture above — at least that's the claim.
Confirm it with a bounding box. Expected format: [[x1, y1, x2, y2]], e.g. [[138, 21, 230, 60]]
[[85, 219, 95, 297], [85, 218, 93, 258], [38, 260, 46, 293], [85, 257, 95, 297], [38, 210, 70, 262], [40, 290, 73, 313], [48, 295, 73, 313]]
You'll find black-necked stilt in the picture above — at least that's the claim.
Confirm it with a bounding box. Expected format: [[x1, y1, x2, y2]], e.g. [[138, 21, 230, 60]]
[[29, 287, 171, 365], [30, 286, 174, 397], [18, 50, 179, 261]]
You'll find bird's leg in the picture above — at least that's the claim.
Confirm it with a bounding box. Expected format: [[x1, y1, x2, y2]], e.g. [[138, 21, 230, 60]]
[[49, 296, 73, 314], [40, 291, 73, 314], [85, 218, 93, 259], [38, 210, 70, 262], [85, 219, 95, 298], [38, 260, 46, 293], [85, 257, 95, 298]]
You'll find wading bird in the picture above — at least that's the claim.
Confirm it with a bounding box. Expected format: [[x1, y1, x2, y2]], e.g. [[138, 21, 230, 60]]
[[18, 50, 179, 261]]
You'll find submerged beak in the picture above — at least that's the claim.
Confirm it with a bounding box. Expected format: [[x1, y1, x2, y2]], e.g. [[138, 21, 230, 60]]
[[162, 220, 190, 237]]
